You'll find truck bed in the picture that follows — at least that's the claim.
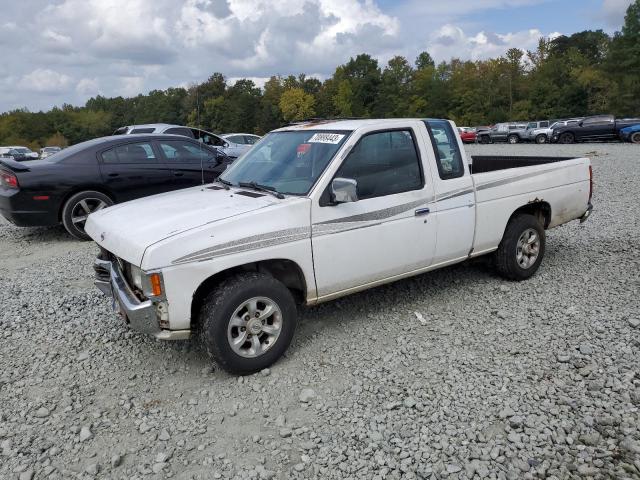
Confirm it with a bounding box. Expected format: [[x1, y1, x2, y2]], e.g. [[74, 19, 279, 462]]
[[470, 156, 572, 174]]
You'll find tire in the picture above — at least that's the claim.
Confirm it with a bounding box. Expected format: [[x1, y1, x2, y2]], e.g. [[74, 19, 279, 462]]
[[493, 214, 546, 281], [61, 191, 113, 240], [508, 135, 519, 144], [559, 132, 575, 144], [199, 272, 298, 375], [631, 132, 640, 144], [535, 134, 547, 144], [480, 135, 491, 144]]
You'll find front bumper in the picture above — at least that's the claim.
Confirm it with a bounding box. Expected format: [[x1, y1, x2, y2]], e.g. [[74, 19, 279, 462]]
[[94, 258, 190, 340]]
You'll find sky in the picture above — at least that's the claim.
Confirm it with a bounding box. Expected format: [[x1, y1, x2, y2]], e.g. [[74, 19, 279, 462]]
[[0, 0, 633, 113]]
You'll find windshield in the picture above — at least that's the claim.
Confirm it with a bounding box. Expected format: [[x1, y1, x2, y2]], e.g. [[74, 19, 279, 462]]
[[220, 130, 351, 195]]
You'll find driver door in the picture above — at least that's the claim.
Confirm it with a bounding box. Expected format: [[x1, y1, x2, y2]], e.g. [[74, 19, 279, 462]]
[[311, 125, 436, 298]]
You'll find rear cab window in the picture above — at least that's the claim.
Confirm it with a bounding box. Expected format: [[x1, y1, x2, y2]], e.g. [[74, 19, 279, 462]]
[[423, 120, 464, 180]]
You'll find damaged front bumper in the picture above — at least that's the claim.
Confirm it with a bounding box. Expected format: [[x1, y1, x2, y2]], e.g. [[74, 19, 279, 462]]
[[94, 257, 190, 340]]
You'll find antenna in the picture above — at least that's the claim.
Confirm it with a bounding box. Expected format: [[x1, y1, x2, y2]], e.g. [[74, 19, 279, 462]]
[[197, 84, 204, 187]]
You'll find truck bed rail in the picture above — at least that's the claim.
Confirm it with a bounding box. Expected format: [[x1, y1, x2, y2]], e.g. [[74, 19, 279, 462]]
[[470, 156, 573, 174]]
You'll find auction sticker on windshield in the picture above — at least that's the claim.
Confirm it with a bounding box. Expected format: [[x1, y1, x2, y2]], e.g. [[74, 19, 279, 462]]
[[308, 133, 345, 144]]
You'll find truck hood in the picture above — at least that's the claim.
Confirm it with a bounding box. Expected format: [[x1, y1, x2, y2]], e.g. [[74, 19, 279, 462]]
[[85, 185, 283, 266]]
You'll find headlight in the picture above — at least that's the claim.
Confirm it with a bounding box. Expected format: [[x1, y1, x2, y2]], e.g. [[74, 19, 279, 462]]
[[129, 264, 164, 298], [130, 265, 143, 290]]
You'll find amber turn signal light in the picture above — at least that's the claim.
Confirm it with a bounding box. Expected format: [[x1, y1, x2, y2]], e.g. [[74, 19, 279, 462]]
[[150, 273, 162, 296]]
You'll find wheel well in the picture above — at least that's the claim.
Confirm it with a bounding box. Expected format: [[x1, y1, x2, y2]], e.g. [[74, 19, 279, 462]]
[[509, 201, 552, 229], [190, 259, 307, 327], [58, 187, 115, 221]]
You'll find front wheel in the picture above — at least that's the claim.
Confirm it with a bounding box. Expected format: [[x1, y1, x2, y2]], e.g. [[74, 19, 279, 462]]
[[559, 132, 575, 144], [631, 132, 640, 144], [508, 135, 519, 144], [199, 273, 298, 375], [61, 191, 113, 240], [494, 214, 546, 281]]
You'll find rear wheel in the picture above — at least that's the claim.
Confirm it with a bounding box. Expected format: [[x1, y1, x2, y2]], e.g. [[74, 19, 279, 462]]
[[559, 132, 575, 144], [199, 273, 298, 375], [61, 191, 113, 240], [508, 135, 519, 144], [631, 132, 640, 144], [494, 214, 546, 281], [480, 135, 491, 144], [536, 134, 547, 144]]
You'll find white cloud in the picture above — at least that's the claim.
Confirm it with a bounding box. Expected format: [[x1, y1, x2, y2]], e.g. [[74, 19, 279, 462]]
[[20, 69, 73, 93], [427, 24, 550, 61], [0, 0, 623, 112], [119, 76, 145, 96], [76, 78, 100, 96]]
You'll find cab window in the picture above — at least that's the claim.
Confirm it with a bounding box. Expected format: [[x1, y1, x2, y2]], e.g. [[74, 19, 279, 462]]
[[334, 129, 423, 200]]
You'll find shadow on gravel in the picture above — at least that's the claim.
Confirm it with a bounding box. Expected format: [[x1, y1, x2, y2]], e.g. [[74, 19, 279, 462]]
[[295, 257, 493, 339]]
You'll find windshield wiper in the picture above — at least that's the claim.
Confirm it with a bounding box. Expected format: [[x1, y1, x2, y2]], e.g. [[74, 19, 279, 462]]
[[238, 181, 285, 199], [217, 178, 232, 190]]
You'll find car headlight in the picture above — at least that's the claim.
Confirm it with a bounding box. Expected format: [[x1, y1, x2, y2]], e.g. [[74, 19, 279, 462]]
[[130, 265, 143, 290], [129, 264, 164, 298]]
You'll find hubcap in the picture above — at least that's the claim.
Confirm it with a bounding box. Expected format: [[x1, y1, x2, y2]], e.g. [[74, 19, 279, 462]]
[[71, 198, 108, 227], [516, 228, 540, 269], [227, 297, 282, 358]]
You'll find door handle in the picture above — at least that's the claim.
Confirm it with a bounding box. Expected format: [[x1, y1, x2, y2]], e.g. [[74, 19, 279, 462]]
[[173, 172, 184, 177], [108, 173, 119, 177], [415, 208, 430, 216]]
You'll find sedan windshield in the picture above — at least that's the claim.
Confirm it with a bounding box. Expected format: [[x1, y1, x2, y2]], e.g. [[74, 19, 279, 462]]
[[220, 130, 351, 195]]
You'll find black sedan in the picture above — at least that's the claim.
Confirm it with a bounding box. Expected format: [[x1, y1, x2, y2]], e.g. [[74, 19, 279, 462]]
[[0, 134, 233, 239]]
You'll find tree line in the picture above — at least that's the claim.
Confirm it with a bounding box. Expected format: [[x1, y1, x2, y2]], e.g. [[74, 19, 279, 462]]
[[1, 0, 639, 150]]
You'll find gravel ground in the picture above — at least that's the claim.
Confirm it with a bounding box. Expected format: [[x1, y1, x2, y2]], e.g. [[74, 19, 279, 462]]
[[1, 143, 639, 480]]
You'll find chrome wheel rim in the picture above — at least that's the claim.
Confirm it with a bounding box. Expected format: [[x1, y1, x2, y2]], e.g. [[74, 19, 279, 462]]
[[227, 296, 282, 358], [516, 228, 540, 269], [509, 136, 517, 144], [71, 198, 108, 227]]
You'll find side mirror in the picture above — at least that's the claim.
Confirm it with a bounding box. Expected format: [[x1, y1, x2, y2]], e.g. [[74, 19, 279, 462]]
[[331, 177, 358, 204], [578, 121, 583, 126], [223, 142, 229, 148]]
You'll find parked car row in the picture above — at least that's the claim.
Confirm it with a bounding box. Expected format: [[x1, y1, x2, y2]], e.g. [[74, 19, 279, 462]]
[[1, 145, 63, 161], [113, 124, 260, 158], [474, 115, 640, 145]]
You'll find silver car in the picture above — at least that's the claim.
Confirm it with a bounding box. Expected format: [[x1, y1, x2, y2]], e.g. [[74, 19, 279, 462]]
[[220, 133, 261, 158], [528, 119, 583, 144], [6, 146, 39, 159]]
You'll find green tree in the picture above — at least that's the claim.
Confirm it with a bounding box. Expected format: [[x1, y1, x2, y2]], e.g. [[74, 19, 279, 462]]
[[279, 88, 315, 122]]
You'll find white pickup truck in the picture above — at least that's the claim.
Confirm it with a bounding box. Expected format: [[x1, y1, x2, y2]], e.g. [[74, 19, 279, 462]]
[[87, 119, 593, 374]]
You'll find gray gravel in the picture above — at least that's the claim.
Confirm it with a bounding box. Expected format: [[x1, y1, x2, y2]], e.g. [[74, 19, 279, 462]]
[[1, 143, 639, 479]]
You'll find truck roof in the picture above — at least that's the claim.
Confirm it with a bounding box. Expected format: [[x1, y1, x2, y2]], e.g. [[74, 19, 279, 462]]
[[274, 118, 431, 132]]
